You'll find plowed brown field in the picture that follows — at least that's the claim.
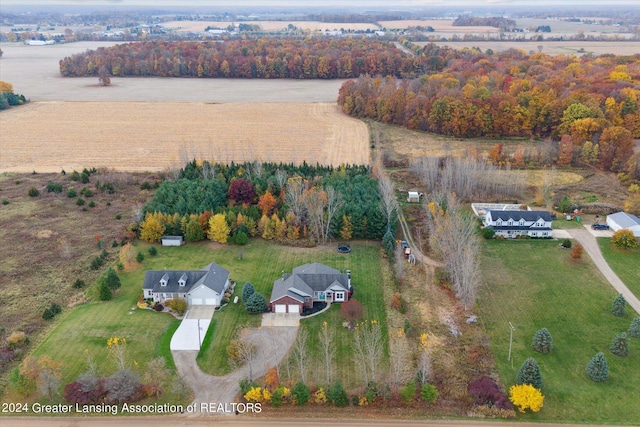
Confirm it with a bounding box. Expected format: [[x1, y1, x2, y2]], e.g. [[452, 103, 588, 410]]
[[0, 102, 369, 172]]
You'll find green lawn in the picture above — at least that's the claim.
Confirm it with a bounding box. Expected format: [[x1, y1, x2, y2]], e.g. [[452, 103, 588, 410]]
[[195, 240, 388, 382], [478, 240, 640, 425], [598, 237, 640, 299], [552, 218, 585, 229]]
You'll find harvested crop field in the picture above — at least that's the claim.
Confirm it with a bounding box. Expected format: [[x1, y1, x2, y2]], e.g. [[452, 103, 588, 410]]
[[163, 20, 379, 32], [0, 102, 369, 172], [416, 40, 640, 55]]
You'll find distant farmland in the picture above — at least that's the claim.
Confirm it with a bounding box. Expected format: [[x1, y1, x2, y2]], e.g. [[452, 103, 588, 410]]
[[0, 102, 369, 172]]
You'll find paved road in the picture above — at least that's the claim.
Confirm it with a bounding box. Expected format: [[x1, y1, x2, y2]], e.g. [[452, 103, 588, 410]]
[[172, 325, 298, 415], [568, 227, 640, 315]]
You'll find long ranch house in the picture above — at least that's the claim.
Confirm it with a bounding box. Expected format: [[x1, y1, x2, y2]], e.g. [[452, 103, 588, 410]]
[[484, 210, 553, 238]]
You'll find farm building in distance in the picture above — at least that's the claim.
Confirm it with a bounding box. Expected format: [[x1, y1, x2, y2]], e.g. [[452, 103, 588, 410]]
[[407, 191, 423, 203], [607, 212, 640, 238]]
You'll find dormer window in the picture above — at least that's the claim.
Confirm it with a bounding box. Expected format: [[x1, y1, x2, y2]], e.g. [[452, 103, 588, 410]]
[[519, 219, 524, 226], [179, 273, 187, 287], [497, 219, 502, 225], [160, 272, 169, 287]]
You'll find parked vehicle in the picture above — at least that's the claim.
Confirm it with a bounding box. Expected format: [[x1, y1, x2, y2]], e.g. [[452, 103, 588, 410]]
[[401, 240, 408, 249], [591, 223, 610, 230]]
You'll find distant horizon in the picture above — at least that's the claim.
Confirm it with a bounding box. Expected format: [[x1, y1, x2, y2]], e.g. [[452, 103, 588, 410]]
[[2, 0, 640, 9]]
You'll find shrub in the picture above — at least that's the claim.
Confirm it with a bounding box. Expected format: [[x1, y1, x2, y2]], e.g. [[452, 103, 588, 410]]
[[313, 388, 327, 404], [481, 226, 495, 239], [570, 243, 583, 259], [611, 294, 626, 317], [140, 181, 152, 190], [420, 383, 438, 403], [42, 303, 62, 320], [400, 381, 416, 404], [46, 181, 63, 193], [291, 382, 310, 406], [611, 229, 639, 249], [234, 231, 248, 245], [2, 199, 8, 205], [66, 187, 77, 198], [80, 187, 93, 197], [403, 318, 413, 337], [88, 201, 96, 208], [340, 299, 364, 325], [170, 297, 188, 315], [610, 332, 629, 357], [64, 374, 105, 405], [73, 279, 86, 289], [28, 187, 39, 197], [270, 386, 289, 407], [239, 379, 258, 396], [509, 384, 544, 413], [81, 172, 90, 184], [115, 214, 122, 220], [147, 246, 157, 256], [242, 282, 255, 302], [153, 303, 164, 312], [561, 239, 572, 249], [390, 292, 406, 313], [327, 381, 349, 407], [136, 251, 144, 263], [629, 317, 640, 338], [104, 369, 144, 404], [70, 171, 80, 181], [245, 292, 267, 314], [6, 331, 27, 348], [76, 198, 85, 206], [90, 257, 102, 270], [586, 352, 609, 382], [531, 328, 553, 354], [516, 357, 542, 389], [467, 376, 513, 410]]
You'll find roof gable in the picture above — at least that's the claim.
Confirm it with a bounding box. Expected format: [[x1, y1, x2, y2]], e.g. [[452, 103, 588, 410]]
[[142, 262, 229, 295], [489, 210, 552, 222]]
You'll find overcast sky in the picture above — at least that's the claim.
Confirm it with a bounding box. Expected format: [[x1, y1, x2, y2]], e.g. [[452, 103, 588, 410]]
[[2, 0, 639, 7]]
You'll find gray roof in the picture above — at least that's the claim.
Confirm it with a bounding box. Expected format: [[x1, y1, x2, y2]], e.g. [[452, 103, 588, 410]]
[[142, 262, 229, 295], [608, 212, 640, 228], [271, 263, 350, 303], [488, 210, 552, 222], [161, 235, 183, 241]]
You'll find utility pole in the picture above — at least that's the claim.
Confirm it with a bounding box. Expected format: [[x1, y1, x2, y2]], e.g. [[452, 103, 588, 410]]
[[508, 322, 515, 362]]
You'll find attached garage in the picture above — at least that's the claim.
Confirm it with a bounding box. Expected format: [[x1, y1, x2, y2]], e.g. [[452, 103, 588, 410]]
[[274, 304, 287, 313], [205, 298, 217, 305], [288, 304, 300, 313], [190, 298, 204, 305]]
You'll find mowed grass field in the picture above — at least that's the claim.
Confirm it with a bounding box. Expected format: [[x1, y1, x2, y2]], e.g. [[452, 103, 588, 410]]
[[0, 102, 369, 173], [196, 240, 388, 389], [478, 240, 640, 424], [598, 238, 640, 299]]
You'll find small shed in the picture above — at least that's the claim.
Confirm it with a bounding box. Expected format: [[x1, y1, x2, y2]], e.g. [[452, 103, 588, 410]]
[[407, 192, 423, 203], [161, 236, 184, 247]]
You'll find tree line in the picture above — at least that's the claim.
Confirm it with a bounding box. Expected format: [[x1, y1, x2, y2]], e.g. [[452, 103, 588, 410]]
[[139, 161, 388, 246], [59, 39, 421, 79], [338, 47, 640, 174]]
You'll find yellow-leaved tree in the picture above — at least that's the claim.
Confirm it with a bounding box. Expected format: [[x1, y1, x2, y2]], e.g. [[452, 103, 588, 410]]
[[207, 213, 230, 243], [509, 384, 544, 413], [140, 212, 166, 243], [0, 80, 14, 93]]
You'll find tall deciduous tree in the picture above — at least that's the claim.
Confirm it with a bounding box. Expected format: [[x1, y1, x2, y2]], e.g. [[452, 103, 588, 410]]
[[140, 212, 165, 243], [292, 328, 309, 384], [227, 338, 257, 381], [228, 179, 255, 205], [318, 321, 335, 385], [207, 213, 230, 243]]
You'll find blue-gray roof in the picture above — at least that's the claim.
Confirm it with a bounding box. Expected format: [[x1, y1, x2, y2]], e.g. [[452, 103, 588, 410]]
[[270, 263, 350, 303], [608, 212, 640, 228], [142, 262, 229, 295], [489, 210, 552, 222]]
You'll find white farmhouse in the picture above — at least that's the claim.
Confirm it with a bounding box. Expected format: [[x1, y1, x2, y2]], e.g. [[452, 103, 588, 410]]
[[484, 210, 553, 238]]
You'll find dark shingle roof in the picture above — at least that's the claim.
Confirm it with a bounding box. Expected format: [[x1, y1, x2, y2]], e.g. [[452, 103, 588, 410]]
[[142, 262, 229, 295], [489, 210, 552, 222], [270, 263, 350, 303]]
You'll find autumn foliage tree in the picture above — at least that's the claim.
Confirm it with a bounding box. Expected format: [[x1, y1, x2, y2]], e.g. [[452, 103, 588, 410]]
[[340, 299, 364, 326], [570, 243, 583, 260], [611, 229, 639, 249], [257, 190, 278, 216], [228, 179, 255, 205], [509, 384, 544, 413], [207, 213, 230, 243], [139, 212, 166, 243]]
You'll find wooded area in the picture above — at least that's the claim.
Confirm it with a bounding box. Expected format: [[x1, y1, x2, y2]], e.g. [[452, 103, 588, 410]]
[[141, 161, 387, 245], [338, 46, 640, 175], [58, 39, 419, 79]]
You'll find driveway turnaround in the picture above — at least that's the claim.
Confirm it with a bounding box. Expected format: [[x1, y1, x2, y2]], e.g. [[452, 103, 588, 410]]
[[170, 306, 216, 351], [568, 226, 640, 315]]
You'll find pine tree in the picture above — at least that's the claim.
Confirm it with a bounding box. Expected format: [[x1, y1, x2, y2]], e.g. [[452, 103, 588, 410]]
[[611, 294, 626, 317], [99, 279, 113, 301], [629, 317, 640, 338], [104, 267, 121, 291], [245, 293, 267, 314], [242, 282, 255, 302], [610, 332, 629, 357], [586, 352, 609, 382], [516, 357, 542, 389], [382, 228, 395, 257], [531, 328, 553, 354]]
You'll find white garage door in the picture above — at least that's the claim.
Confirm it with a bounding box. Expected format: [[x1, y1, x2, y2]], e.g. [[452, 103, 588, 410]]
[[288, 304, 300, 313], [191, 298, 204, 305], [205, 298, 217, 305], [275, 304, 287, 313]]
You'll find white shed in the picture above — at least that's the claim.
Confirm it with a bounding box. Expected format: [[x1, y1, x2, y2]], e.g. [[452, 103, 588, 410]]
[[407, 192, 423, 203], [161, 236, 184, 246]]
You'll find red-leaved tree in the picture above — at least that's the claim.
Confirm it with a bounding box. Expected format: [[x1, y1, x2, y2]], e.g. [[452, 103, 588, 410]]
[[228, 179, 256, 205]]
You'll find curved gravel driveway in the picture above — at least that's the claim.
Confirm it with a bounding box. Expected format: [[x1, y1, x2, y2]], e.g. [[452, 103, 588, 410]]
[[172, 325, 298, 416], [568, 227, 640, 315]]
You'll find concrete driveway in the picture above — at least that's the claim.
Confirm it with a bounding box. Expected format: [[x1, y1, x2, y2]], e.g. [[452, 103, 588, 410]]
[[261, 313, 300, 327], [170, 306, 216, 351]]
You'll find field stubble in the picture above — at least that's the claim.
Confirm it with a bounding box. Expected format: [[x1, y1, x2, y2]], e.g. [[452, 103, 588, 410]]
[[0, 102, 369, 172]]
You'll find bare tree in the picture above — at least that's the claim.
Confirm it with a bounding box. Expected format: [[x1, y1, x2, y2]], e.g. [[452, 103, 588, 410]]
[[353, 320, 384, 384], [131, 203, 144, 223], [98, 66, 111, 86], [291, 328, 309, 384], [227, 338, 257, 382], [426, 194, 481, 310], [318, 321, 335, 385], [389, 329, 411, 390], [285, 177, 306, 224], [36, 357, 62, 402], [323, 186, 343, 244], [142, 357, 169, 398], [275, 169, 288, 191]]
